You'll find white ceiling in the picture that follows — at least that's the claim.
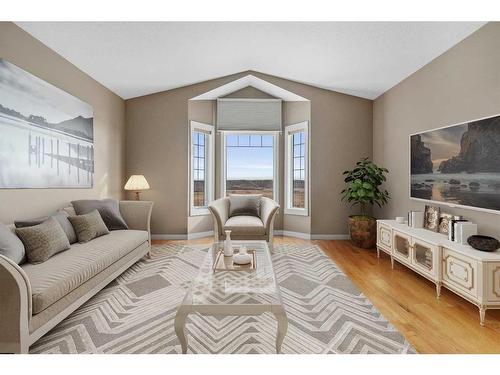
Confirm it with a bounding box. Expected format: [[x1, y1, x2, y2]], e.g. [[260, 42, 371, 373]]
[[16, 22, 485, 100]]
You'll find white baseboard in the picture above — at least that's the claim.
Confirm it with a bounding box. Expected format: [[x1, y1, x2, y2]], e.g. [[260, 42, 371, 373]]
[[310, 234, 350, 240], [187, 230, 214, 240], [151, 234, 187, 240], [274, 230, 311, 240]]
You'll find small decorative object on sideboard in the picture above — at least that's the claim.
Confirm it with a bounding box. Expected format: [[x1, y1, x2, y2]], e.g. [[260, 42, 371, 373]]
[[448, 218, 468, 241], [407, 211, 424, 228], [467, 235, 500, 252], [454, 222, 477, 244], [438, 213, 460, 235], [423, 205, 440, 231], [395, 216, 405, 224]]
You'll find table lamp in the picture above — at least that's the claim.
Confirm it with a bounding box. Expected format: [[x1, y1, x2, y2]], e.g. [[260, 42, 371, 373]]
[[124, 175, 150, 200]]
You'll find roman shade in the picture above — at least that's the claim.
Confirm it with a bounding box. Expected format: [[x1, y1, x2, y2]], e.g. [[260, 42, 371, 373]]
[[217, 99, 282, 131]]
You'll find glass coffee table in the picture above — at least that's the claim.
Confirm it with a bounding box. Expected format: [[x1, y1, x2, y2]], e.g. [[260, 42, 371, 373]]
[[174, 241, 288, 353]]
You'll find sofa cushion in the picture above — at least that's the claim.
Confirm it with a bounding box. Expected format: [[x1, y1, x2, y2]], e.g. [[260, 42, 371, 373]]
[[16, 217, 71, 264], [0, 223, 26, 264], [69, 210, 110, 243], [228, 194, 261, 217], [15, 211, 77, 244], [22, 229, 148, 314], [72, 199, 128, 231], [224, 215, 265, 235]]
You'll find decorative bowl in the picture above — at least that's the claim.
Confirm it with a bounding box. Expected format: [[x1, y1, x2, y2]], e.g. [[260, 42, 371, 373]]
[[467, 235, 500, 252]]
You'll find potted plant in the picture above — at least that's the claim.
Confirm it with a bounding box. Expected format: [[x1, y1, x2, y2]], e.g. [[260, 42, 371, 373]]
[[341, 157, 390, 249]]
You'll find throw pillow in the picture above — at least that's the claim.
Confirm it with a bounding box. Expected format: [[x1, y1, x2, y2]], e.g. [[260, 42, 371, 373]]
[[71, 199, 128, 231], [0, 223, 26, 264], [68, 210, 110, 243], [228, 194, 262, 217], [15, 211, 77, 244], [15, 217, 71, 264]]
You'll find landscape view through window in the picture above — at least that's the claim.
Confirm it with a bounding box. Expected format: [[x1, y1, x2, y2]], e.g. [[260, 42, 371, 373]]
[[226, 134, 274, 198]]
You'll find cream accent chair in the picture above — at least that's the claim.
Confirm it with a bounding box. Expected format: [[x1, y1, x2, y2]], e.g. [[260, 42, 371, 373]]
[[208, 196, 279, 249]]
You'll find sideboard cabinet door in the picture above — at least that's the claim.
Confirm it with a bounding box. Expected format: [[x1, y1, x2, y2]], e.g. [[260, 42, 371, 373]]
[[411, 239, 439, 278], [442, 248, 478, 299], [393, 231, 411, 264], [377, 223, 392, 249]]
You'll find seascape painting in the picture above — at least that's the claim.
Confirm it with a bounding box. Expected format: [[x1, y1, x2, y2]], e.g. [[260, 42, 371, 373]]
[[410, 114, 500, 212], [0, 59, 93, 188]]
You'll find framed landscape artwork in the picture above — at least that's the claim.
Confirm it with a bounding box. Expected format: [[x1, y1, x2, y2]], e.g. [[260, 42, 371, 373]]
[[0, 59, 94, 189], [410, 114, 500, 213]]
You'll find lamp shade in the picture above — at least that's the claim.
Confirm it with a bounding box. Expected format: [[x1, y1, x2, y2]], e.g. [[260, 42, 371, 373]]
[[124, 175, 150, 191]]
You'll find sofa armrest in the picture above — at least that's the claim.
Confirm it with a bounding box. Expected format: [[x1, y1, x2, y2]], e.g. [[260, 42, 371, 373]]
[[0, 254, 31, 353], [208, 198, 229, 238], [119, 201, 154, 243], [260, 197, 280, 234]]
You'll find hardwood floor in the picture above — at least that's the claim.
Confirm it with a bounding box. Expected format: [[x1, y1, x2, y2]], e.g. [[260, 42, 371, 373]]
[[152, 236, 500, 353]]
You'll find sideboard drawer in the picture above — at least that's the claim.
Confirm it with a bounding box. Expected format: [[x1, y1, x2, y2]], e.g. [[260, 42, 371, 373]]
[[377, 223, 392, 249], [442, 248, 478, 298]]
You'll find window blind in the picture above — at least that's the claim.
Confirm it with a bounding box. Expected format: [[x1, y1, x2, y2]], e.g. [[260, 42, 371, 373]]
[[217, 99, 282, 131]]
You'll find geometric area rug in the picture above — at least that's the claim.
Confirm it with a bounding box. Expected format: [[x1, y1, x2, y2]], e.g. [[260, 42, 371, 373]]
[[30, 243, 416, 354]]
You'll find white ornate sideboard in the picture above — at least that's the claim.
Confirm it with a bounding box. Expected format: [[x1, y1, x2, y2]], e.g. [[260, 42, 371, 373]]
[[377, 219, 500, 325]]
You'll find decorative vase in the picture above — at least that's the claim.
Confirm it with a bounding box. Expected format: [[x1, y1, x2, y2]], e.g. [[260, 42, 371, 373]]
[[347, 215, 377, 249], [224, 230, 233, 256]]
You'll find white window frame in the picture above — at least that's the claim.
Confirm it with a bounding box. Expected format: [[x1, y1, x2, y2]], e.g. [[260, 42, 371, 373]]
[[284, 121, 309, 216], [220, 130, 280, 202], [189, 121, 215, 216]]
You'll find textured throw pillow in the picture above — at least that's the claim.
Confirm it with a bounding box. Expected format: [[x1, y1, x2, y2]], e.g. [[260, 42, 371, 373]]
[[15, 217, 71, 264], [228, 194, 262, 217], [0, 223, 26, 264], [68, 210, 110, 243], [15, 211, 77, 244], [71, 199, 128, 231]]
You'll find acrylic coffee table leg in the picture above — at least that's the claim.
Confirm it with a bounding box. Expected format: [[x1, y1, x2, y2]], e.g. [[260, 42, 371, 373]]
[[274, 306, 288, 354], [174, 307, 189, 354]]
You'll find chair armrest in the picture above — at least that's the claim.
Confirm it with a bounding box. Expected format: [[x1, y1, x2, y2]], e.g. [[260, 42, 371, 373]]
[[119, 201, 154, 243], [208, 198, 229, 238], [260, 197, 280, 234], [0, 254, 31, 353]]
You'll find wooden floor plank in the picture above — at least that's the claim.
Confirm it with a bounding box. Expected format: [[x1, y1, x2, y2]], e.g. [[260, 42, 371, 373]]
[[152, 236, 500, 353]]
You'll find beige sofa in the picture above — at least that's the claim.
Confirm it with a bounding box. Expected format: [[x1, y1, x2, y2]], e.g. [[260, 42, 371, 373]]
[[208, 196, 279, 248], [0, 200, 153, 354]]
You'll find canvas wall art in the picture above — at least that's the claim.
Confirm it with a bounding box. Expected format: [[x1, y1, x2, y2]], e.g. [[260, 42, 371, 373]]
[[0, 59, 94, 188], [410, 114, 500, 212]]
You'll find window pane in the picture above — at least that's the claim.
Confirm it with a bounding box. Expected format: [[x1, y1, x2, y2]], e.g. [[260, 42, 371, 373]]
[[238, 135, 250, 147], [262, 135, 273, 147], [192, 131, 206, 207], [291, 131, 305, 208], [250, 135, 262, 147], [226, 134, 238, 147], [226, 134, 274, 199]]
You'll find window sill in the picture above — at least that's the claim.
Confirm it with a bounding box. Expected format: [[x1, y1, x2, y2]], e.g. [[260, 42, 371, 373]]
[[284, 208, 309, 216], [190, 208, 211, 217]]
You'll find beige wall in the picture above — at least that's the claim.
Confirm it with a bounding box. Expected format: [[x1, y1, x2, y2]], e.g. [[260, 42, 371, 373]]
[[126, 71, 372, 236], [0, 22, 126, 224], [373, 22, 500, 238]]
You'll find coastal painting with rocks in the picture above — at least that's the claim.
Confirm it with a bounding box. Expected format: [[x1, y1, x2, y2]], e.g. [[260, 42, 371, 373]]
[[411, 115, 500, 211]]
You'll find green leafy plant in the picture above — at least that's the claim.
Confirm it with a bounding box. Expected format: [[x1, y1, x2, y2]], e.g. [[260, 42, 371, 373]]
[[341, 157, 390, 217]]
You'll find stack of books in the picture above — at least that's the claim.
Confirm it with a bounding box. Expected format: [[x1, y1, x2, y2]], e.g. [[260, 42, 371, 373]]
[[407, 211, 424, 228], [448, 219, 477, 244]]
